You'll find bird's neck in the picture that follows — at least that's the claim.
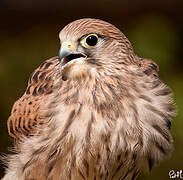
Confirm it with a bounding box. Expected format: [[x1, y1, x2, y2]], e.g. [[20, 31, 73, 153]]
[[52, 72, 133, 121]]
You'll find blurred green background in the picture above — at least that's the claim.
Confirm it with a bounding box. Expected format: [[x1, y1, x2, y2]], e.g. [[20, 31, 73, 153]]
[[0, 0, 183, 179]]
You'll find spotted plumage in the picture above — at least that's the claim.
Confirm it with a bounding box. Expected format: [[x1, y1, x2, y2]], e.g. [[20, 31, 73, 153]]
[[3, 18, 175, 180]]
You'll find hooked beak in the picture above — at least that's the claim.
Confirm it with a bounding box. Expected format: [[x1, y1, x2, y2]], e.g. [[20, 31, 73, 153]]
[[59, 41, 86, 63], [59, 41, 75, 60]]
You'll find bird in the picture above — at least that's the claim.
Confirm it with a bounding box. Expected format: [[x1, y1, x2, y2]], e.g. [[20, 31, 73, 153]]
[[2, 18, 175, 180]]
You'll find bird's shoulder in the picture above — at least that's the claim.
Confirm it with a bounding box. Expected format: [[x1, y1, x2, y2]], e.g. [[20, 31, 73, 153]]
[[137, 56, 159, 77], [7, 56, 61, 140]]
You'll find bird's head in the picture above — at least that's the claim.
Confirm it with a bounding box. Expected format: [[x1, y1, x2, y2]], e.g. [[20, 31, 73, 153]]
[[58, 18, 134, 81]]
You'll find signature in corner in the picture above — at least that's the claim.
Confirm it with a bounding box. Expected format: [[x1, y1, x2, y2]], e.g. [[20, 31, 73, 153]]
[[169, 170, 183, 179]]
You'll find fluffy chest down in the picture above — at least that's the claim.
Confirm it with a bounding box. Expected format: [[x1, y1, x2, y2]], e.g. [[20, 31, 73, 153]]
[[17, 74, 172, 180], [19, 104, 141, 180], [4, 69, 174, 180]]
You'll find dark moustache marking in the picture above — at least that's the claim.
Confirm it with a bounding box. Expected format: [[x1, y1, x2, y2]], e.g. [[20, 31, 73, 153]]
[[87, 58, 101, 66]]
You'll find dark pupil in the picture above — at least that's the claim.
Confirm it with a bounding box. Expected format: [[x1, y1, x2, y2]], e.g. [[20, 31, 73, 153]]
[[86, 35, 98, 46]]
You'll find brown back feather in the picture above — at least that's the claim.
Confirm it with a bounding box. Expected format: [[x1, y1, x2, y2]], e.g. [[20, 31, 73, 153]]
[[7, 57, 60, 140], [137, 56, 159, 77]]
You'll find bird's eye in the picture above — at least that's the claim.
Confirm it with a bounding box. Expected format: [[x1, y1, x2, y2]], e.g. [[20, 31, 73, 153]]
[[80, 34, 98, 48]]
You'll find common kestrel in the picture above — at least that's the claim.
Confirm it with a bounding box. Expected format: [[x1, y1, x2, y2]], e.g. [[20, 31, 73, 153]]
[[3, 18, 175, 180]]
